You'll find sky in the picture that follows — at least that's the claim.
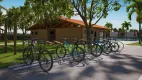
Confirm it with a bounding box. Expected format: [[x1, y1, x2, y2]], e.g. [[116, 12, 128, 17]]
[[0, 0, 139, 32]]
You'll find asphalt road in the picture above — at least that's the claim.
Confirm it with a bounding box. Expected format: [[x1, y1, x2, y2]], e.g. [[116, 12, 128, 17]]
[[0, 45, 142, 80]]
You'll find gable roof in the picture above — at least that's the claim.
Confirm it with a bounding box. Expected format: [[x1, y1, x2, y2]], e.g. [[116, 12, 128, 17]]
[[60, 17, 110, 30], [28, 17, 110, 30]]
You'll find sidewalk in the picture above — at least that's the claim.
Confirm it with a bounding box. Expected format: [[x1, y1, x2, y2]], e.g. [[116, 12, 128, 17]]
[[0, 43, 22, 45], [120, 41, 138, 44]]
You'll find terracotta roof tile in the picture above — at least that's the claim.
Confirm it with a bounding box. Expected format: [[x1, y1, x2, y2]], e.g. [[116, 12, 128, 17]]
[[60, 18, 85, 26], [28, 17, 110, 30], [60, 17, 110, 30]]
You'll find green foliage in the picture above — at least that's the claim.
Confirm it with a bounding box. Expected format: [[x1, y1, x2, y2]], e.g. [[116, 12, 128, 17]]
[[121, 21, 132, 31], [25, 0, 74, 26], [71, 0, 121, 43], [126, 0, 142, 23], [105, 22, 113, 29], [0, 10, 5, 26]]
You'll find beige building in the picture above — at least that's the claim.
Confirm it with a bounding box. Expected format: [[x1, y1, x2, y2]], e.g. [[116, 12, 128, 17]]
[[28, 18, 110, 42]]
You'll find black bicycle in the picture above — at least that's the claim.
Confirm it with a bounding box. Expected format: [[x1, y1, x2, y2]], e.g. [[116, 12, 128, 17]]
[[23, 38, 53, 72]]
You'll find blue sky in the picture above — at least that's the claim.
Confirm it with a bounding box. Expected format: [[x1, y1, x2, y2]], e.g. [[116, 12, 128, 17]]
[[0, 0, 139, 30]]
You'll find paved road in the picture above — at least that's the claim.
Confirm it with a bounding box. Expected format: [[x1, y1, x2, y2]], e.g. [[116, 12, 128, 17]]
[[0, 45, 142, 80]]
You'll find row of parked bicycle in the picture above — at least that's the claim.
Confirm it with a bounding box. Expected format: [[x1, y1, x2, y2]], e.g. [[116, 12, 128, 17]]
[[23, 38, 124, 72]]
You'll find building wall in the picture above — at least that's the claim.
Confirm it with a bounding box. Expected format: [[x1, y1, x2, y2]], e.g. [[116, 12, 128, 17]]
[[55, 27, 83, 42], [31, 29, 48, 41], [82, 28, 102, 41]]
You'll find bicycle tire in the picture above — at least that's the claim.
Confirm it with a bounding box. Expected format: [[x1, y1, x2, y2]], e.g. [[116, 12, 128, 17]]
[[56, 45, 66, 58], [71, 47, 85, 62], [91, 44, 103, 57], [117, 41, 124, 51], [38, 50, 53, 72], [103, 43, 112, 54], [23, 47, 34, 65], [111, 42, 119, 52]]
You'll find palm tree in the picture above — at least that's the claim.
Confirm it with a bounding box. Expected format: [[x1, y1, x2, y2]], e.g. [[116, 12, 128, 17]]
[[126, 0, 142, 44], [105, 22, 113, 38], [129, 29, 134, 32], [121, 21, 132, 40], [0, 0, 8, 53], [7, 7, 20, 55], [113, 28, 118, 32], [105, 22, 113, 30]]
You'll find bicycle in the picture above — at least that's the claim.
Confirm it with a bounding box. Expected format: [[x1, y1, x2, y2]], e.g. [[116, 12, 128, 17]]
[[78, 39, 103, 58], [56, 38, 85, 62], [23, 38, 53, 72]]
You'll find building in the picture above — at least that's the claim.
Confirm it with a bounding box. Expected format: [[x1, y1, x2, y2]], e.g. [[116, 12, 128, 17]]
[[28, 18, 110, 42]]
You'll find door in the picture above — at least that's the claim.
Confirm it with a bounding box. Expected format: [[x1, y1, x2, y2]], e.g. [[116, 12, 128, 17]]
[[49, 30, 56, 41]]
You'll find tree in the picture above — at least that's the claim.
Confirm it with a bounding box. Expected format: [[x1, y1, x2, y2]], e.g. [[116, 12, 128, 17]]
[[25, 0, 74, 41], [18, 4, 34, 46], [126, 0, 142, 44], [0, 0, 8, 53], [71, 0, 121, 45], [105, 22, 113, 29], [7, 7, 20, 55], [121, 21, 132, 40], [26, 0, 121, 45], [118, 28, 125, 38], [129, 29, 134, 32], [113, 28, 118, 32]]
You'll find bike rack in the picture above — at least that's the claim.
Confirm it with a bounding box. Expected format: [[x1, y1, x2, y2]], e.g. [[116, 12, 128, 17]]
[[9, 51, 104, 71]]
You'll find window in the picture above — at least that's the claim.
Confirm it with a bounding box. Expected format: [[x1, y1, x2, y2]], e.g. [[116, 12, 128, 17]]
[[35, 32, 38, 35], [31, 32, 34, 35], [91, 30, 94, 34], [94, 32, 97, 37], [50, 31, 55, 34]]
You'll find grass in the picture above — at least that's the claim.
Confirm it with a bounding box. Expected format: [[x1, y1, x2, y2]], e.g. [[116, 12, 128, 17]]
[[127, 42, 142, 46], [0, 44, 24, 69], [0, 44, 56, 69]]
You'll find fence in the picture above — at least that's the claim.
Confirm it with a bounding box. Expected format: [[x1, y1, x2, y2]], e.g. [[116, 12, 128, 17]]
[[0, 34, 31, 41]]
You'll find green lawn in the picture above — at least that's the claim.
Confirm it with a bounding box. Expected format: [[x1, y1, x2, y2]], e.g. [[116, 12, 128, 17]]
[[0, 44, 56, 69], [127, 42, 142, 46]]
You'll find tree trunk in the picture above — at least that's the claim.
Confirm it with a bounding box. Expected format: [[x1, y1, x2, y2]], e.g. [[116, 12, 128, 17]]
[[139, 22, 141, 44], [86, 25, 91, 47], [14, 20, 17, 55], [126, 31, 127, 41], [4, 19, 7, 53], [22, 31, 25, 47]]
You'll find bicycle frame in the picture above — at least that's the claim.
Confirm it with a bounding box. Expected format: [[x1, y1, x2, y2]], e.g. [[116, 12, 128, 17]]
[[63, 40, 74, 56]]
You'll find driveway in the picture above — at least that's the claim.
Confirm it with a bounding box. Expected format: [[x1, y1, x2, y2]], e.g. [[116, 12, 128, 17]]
[[0, 45, 142, 80]]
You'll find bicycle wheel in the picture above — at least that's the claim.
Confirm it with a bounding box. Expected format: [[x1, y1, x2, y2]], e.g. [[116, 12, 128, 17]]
[[103, 43, 112, 54], [117, 41, 124, 51], [23, 47, 33, 65], [71, 47, 85, 62], [56, 45, 66, 58], [111, 42, 119, 52], [91, 44, 103, 57], [38, 50, 53, 72]]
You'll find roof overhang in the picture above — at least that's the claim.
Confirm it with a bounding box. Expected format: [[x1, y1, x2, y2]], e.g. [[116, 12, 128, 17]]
[[28, 17, 110, 30]]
